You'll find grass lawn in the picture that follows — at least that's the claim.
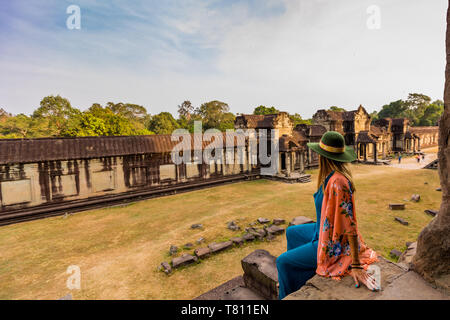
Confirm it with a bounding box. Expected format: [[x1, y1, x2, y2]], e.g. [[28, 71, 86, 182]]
[[0, 159, 442, 300]]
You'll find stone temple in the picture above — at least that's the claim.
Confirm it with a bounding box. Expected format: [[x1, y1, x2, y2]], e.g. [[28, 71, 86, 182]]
[[0, 106, 439, 225]]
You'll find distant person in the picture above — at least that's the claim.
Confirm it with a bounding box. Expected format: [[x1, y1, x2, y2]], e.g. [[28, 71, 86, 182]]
[[276, 131, 379, 300], [398, 154, 402, 164], [422, 154, 425, 161], [416, 155, 420, 163]]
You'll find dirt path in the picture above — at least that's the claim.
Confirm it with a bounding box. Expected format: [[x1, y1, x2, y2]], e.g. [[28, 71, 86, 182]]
[[390, 148, 438, 170]]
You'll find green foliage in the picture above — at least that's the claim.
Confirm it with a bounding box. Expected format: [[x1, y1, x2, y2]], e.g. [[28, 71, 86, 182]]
[[289, 113, 312, 126], [253, 105, 279, 115], [328, 106, 347, 112], [195, 100, 236, 131], [375, 93, 443, 127], [148, 112, 180, 135]]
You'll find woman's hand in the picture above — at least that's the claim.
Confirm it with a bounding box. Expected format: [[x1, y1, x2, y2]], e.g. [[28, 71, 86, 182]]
[[351, 268, 380, 291]]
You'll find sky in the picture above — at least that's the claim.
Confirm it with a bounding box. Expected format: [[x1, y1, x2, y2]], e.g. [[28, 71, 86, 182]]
[[0, 0, 447, 118]]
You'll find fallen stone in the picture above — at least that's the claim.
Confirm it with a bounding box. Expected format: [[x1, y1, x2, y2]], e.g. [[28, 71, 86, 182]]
[[424, 209, 439, 217], [411, 194, 421, 202], [191, 224, 203, 229], [241, 250, 278, 300], [172, 254, 198, 268], [266, 225, 285, 236], [194, 247, 211, 259], [242, 233, 256, 242], [184, 243, 194, 249], [227, 221, 241, 231], [196, 237, 206, 244], [436, 187, 442, 192], [160, 262, 172, 275], [289, 216, 314, 226], [390, 204, 406, 210], [208, 241, 233, 254], [169, 245, 178, 256], [390, 249, 403, 259], [273, 219, 286, 225], [395, 217, 409, 226], [266, 234, 276, 241], [257, 218, 270, 224], [250, 228, 267, 240], [231, 237, 244, 246]]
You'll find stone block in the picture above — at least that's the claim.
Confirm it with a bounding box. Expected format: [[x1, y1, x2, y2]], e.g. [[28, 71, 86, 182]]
[[390, 249, 403, 259], [289, 216, 314, 226], [160, 262, 172, 275], [222, 286, 266, 300], [389, 204, 406, 210], [424, 209, 438, 217], [242, 233, 255, 242], [273, 219, 286, 225], [231, 237, 244, 246], [241, 250, 278, 300], [411, 194, 421, 202], [172, 254, 198, 268], [194, 247, 211, 259], [208, 241, 233, 254], [169, 245, 178, 256], [395, 217, 409, 226], [266, 225, 285, 236], [257, 218, 270, 224]]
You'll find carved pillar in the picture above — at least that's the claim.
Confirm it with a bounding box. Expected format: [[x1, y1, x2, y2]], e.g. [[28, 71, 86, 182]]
[[364, 144, 367, 162], [373, 143, 377, 163], [413, 2, 450, 289]]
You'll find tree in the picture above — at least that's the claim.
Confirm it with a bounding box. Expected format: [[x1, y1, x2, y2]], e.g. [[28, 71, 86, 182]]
[[148, 112, 180, 135], [178, 101, 194, 120], [328, 106, 346, 112], [289, 113, 312, 126], [195, 100, 236, 131], [32, 95, 79, 136], [377, 100, 408, 119], [253, 106, 279, 115], [419, 102, 444, 126]]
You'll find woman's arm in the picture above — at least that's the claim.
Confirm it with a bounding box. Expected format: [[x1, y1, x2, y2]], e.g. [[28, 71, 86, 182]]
[[349, 235, 379, 291]]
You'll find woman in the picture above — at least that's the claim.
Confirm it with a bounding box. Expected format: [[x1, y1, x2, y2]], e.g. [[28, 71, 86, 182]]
[[276, 131, 379, 300]]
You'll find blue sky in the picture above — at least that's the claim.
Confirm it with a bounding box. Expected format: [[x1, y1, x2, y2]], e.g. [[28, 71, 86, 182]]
[[0, 0, 447, 118]]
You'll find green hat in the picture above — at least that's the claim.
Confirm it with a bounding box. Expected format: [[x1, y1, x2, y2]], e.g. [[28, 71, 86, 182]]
[[307, 131, 357, 163]]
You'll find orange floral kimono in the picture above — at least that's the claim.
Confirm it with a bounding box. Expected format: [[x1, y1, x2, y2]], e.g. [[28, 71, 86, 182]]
[[316, 172, 378, 280]]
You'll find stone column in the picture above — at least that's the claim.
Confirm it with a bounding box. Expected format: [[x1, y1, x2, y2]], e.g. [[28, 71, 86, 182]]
[[413, 2, 450, 289], [300, 151, 304, 173], [286, 153, 291, 177], [364, 144, 367, 162], [373, 143, 377, 163]]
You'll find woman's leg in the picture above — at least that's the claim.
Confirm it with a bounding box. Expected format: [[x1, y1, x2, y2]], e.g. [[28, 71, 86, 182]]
[[276, 241, 318, 300], [286, 223, 316, 251]]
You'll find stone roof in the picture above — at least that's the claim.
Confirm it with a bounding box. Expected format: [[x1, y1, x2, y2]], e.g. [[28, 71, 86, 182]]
[[235, 114, 278, 129], [357, 131, 378, 143], [0, 133, 246, 165]]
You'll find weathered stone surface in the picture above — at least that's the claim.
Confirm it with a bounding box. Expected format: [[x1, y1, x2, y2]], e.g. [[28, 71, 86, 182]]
[[227, 221, 241, 231], [395, 217, 409, 226], [241, 250, 278, 300], [160, 262, 172, 275], [193, 276, 245, 300], [424, 209, 439, 217], [398, 242, 417, 267], [231, 237, 244, 246], [266, 225, 285, 236], [191, 224, 203, 229], [289, 216, 314, 226], [390, 204, 406, 210], [172, 254, 198, 268], [411, 194, 421, 202], [273, 219, 286, 225], [249, 228, 267, 240], [208, 241, 233, 254], [257, 218, 270, 224], [169, 245, 178, 256], [390, 249, 403, 260], [242, 233, 256, 242], [285, 257, 403, 300], [194, 247, 211, 259], [222, 286, 266, 300]]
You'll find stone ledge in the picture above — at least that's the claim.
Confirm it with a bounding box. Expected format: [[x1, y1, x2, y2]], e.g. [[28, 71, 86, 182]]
[[285, 256, 449, 300]]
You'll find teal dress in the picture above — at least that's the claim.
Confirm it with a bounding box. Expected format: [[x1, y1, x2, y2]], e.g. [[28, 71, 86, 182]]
[[276, 172, 334, 300]]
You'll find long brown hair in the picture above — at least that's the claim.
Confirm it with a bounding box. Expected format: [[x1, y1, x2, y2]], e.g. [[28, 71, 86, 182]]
[[317, 155, 356, 192]]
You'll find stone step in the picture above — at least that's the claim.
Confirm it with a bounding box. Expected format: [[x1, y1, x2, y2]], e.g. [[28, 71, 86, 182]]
[[241, 249, 279, 300], [222, 286, 267, 300]]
